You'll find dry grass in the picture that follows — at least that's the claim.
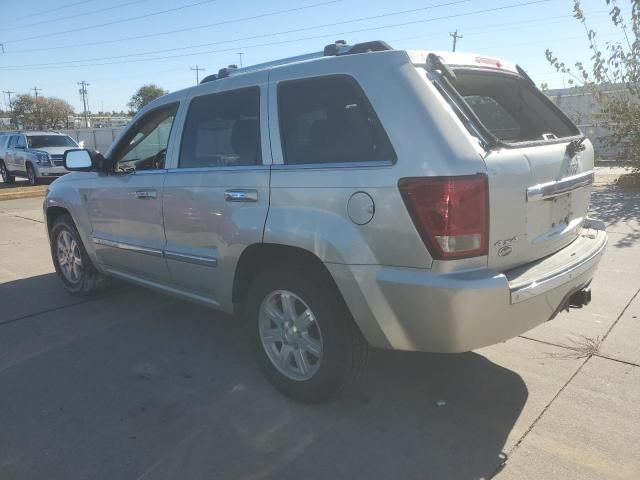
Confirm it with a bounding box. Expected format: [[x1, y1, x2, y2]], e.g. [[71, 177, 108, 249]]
[[548, 335, 603, 360]]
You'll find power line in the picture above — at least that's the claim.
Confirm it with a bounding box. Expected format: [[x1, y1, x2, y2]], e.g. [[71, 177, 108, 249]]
[[0, 0, 549, 70], [2, 0, 219, 45], [2, 0, 95, 23], [0, 0, 474, 68], [0, 0, 407, 55], [3, 0, 150, 31], [190, 65, 205, 85]]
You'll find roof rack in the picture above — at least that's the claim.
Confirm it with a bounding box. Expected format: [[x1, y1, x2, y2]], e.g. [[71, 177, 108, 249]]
[[200, 40, 393, 84]]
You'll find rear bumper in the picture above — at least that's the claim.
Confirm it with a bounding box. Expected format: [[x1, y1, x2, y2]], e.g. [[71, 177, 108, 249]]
[[328, 223, 607, 353]]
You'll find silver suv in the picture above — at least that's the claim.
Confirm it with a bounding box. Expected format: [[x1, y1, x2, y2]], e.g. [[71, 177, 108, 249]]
[[45, 41, 607, 402], [0, 131, 78, 185]]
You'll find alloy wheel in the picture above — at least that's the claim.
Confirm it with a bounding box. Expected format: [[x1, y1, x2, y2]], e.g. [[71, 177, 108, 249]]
[[56, 230, 83, 284], [258, 290, 323, 381]]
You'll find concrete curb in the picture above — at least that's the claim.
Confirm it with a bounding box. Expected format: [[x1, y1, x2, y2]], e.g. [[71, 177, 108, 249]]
[[0, 187, 47, 201]]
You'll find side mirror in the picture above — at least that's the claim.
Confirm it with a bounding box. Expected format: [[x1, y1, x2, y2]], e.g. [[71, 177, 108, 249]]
[[63, 149, 93, 171]]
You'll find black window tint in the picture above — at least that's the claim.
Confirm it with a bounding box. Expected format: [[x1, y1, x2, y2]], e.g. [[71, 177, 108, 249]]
[[278, 75, 395, 165], [180, 87, 261, 168]]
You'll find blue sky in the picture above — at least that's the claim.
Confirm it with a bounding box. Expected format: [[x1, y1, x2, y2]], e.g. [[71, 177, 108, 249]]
[[0, 0, 629, 113]]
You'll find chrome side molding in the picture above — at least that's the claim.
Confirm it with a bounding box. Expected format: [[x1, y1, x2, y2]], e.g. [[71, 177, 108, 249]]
[[527, 170, 594, 202], [92, 236, 217, 267], [164, 250, 218, 267]]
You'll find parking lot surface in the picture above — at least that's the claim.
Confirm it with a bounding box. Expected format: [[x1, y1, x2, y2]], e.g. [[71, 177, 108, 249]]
[[1, 172, 639, 480]]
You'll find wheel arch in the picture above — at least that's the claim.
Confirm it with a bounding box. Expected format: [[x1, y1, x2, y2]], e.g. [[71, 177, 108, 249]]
[[46, 205, 72, 233], [233, 243, 340, 304]]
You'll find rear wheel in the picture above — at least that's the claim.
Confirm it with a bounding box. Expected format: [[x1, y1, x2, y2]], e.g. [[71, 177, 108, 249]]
[[50, 214, 106, 295], [27, 164, 38, 186], [245, 267, 369, 403], [0, 161, 15, 184]]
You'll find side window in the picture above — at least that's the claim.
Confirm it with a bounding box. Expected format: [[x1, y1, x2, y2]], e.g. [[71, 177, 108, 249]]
[[15, 135, 26, 148], [111, 103, 178, 171], [179, 87, 261, 168], [278, 75, 396, 165]]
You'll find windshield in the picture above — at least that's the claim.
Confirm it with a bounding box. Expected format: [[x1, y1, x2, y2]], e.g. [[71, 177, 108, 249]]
[[449, 70, 579, 143], [27, 135, 78, 149]]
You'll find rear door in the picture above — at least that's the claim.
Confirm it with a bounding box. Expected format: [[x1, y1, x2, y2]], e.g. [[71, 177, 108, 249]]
[[426, 57, 592, 270], [13, 135, 27, 173], [162, 72, 270, 305]]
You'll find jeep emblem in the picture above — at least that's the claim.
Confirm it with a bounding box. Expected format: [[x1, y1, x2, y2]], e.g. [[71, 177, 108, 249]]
[[498, 246, 512, 257]]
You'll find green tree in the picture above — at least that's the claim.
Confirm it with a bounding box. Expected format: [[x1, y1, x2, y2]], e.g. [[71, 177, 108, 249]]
[[11, 94, 74, 129], [546, 0, 640, 168], [127, 84, 168, 113]]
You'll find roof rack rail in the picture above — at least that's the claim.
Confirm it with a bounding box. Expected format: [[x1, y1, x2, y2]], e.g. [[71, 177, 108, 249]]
[[323, 40, 392, 56], [198, 40, 393, 84]]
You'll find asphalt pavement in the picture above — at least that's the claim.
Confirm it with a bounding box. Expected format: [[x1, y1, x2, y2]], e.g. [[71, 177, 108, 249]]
[[0, 174, 639, 480]]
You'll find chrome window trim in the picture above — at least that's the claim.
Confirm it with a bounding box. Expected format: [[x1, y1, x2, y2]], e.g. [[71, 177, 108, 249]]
[[527, 170, 594, 202], [271, 160, 394, 171], [166, 165, 269, 174], [92, 236, 163, 258], [164, 250, 218, 267]]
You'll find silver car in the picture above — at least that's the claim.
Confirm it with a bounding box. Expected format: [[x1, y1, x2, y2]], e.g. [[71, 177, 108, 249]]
[[45, 41, 607, 402], [1, 131, 78, 185]]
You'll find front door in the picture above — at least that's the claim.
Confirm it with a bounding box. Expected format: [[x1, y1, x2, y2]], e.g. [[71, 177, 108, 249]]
[[85, 102, 180, 283], [162, 73, 270, 305]]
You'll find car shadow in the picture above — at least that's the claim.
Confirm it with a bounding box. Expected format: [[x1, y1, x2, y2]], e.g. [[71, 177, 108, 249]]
[[590, 184, 640, 248], [0, 273, 527, 480]]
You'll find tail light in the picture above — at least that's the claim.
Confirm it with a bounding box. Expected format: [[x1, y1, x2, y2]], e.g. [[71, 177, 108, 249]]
[[398, 174, 489, 260]]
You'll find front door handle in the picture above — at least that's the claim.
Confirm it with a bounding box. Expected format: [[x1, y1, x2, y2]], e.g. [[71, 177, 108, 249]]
[[224, 189, 258, 202], [135, 189, 157, 199]]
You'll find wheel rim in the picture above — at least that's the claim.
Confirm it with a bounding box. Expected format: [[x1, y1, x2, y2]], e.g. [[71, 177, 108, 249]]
[[28, 167, 35, 184], [258, 290, 323, 381], [56, 230, 83, 284]]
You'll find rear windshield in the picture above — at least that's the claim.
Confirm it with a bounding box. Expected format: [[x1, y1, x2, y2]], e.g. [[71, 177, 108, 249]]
[[451, 70, 579, 143], [27, 135, 78, 148]]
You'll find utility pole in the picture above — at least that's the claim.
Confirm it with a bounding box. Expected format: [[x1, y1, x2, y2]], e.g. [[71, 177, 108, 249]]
[[190, 65, 205, 85], [237, 52, 244, 68], [3, 90, 15, 128], [450, 29, 463, 52], [77, 81, 90, 128], [32, 87, 42, 129]]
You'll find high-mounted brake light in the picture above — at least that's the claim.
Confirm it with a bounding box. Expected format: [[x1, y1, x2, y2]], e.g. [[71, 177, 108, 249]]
[[475, 56, 502, 68], [399, 175, 489, 260]]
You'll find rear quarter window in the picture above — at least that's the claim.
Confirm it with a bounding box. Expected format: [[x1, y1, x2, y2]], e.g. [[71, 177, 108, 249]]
[[277, 75, 396, 165]]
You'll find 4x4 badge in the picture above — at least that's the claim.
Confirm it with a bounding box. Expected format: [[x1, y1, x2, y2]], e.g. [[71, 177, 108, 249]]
[[495, 236, 518, 257]]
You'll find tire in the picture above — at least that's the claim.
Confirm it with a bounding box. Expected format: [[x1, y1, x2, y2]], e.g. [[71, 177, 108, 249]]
[[245, 267, 369, 403], [27, 164, 38, 186], [0, 160, 15, 184], [50, 214, 107, 295]]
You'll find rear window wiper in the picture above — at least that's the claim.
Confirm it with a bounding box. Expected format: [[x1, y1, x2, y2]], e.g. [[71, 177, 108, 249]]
[[566, 136, 587, 157]]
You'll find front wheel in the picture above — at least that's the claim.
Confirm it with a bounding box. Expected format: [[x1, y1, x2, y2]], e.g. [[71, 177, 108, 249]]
[[50, 214, 106, 295], [27, 164, 38, 186], [245, 267, 369, 403], [0, 161, 15, 184]]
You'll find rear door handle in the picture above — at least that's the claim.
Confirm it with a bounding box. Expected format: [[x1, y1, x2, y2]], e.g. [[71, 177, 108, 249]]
[[135, 189, 157, 199], [224, 189, 258, 202]]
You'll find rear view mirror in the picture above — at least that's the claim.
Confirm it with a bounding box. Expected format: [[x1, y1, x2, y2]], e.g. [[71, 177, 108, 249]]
[[63, 149, 93, 171]]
